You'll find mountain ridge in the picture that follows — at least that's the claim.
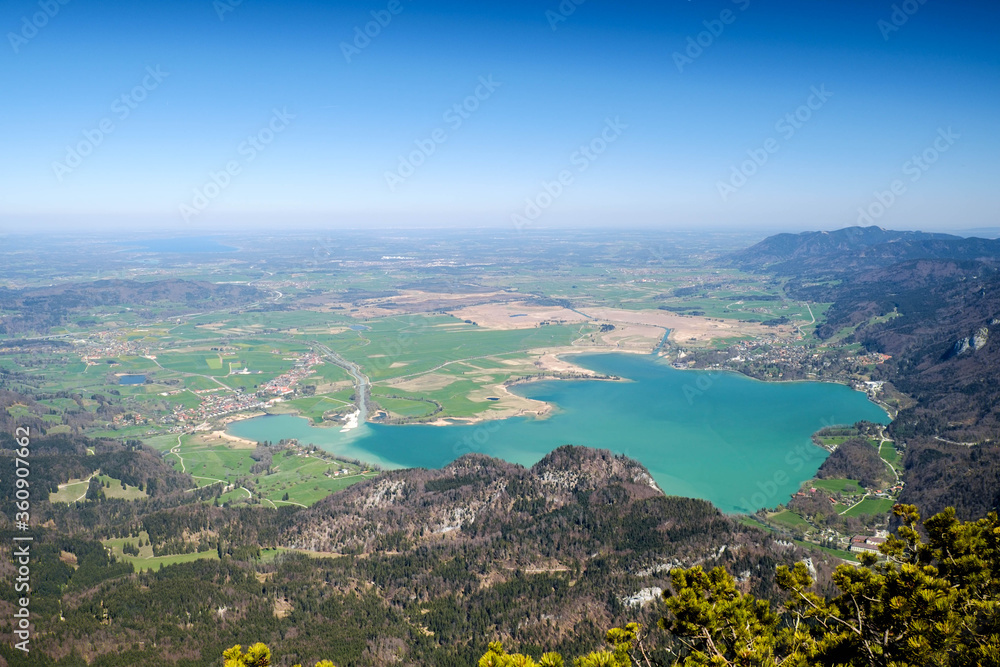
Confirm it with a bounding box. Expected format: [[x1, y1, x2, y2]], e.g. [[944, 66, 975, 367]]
[[727, 226, 1000, 275], [725, 225, 1000, 519], [1, 439, 838, 666]]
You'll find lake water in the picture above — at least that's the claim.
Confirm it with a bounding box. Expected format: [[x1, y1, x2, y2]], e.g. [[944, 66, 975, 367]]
[[228, 353, 889, 513], [119, 375, 146, 385]]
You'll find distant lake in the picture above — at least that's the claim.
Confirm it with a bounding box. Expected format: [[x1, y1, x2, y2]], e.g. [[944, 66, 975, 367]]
[[228, 353, 888, 513], [119, 375, 146, 385], [133, 237, 236, 254]]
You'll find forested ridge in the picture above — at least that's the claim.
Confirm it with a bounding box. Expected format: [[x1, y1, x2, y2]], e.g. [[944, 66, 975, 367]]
[[164, 504, 1000, 667], [732, 227, 1000, 520], [0, 425, 842, 667]]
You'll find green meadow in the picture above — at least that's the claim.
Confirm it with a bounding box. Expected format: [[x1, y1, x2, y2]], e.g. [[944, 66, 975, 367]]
[[768, 510, 811, 531], [808, 478, 863, 495], [842, 497, 896, 517], [318, 315, 584, 382], [49, 474, 148, 504], [165, 434, 377, 507], [103, 531, 219, 572]]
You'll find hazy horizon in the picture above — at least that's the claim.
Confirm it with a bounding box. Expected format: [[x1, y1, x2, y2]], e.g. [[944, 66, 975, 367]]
[[2, 224, 999, 242]]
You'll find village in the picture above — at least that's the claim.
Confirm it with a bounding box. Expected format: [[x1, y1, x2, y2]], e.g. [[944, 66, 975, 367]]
[[167, 353, 323, 425], [678, 335, 894, 387], [77, 330, 151, 365]]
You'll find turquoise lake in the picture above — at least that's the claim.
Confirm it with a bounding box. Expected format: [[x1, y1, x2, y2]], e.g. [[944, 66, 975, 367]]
[[228, 353, 889, 513]]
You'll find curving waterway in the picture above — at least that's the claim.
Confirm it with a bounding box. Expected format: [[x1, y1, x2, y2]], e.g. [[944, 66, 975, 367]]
[[228, 353, 889, 513]]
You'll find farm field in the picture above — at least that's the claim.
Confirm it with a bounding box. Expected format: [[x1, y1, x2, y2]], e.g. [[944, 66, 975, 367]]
[[371, 393, 439, 419], [879, 440, 902, 468], [808, 478, 863, 495], [1, 246, 833, 436], [737, 517, 859, 563], [842, 497, 896, 517], [768, 510, 811, 531], [162, 434, 377, 507], [328, 316, 587, 382], [280, 393, 356, 423], [793, 539, 859, 563]]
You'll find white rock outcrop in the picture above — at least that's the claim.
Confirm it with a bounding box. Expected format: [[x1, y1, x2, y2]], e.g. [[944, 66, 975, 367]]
[[972, 326, 990, 351], [622, 587, 663, 608]]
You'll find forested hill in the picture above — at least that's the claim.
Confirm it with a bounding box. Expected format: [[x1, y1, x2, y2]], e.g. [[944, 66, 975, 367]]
[[729, 226, 1000, 520], [726, 226, 1000, 275], [0, 446, 835, 667], [285, 447, 665, 554]]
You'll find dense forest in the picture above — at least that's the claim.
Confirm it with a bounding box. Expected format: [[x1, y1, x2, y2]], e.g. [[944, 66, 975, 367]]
[[0, 422, 843, 666]]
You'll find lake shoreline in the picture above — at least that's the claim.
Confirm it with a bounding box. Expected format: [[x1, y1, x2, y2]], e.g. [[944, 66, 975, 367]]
[[225, 352, 890, 514], [219, 347, 887, 432]]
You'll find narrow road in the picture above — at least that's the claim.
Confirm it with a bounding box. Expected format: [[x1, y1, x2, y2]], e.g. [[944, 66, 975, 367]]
[[169, 434, 186, 472], [192, 475, 224, 484], [56, 474, 94, 491], [879, 438, 900, 482], [313, 343, 368, 422], [385, 353, 511, 382], [934, 435, 980, 447], [248, 271, 283, 302], [57, 474, 98, 502], [185, 476, 227, 492], [840, 493, 870, 516], [273, 499, 307, 508], [796, 303, 816, 337]]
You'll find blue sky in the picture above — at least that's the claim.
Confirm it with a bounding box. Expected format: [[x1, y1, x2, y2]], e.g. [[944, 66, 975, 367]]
[[1, 0, 998, 232]]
